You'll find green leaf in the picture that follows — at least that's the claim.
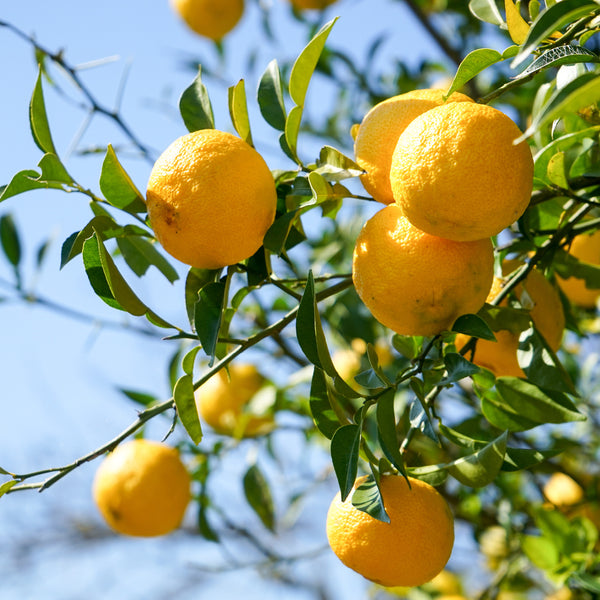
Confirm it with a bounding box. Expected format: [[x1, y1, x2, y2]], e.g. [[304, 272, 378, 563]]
[[99, 145, 147, 213], [447, 431, 508, 488], [228, 79, 253, 146], [519, 46, 600, 80], [534, 506, 573, 550], [315, 145, 363, 181], [534, 127, 600, 184], [453, 313, 497, 341], [517, 326, 577, 395], [82, 232, 173, 327], [295, 271, 337, 377], [83, 232, 143, 313], [409, 398, 439, 444], [29, 67, 56, 154], [351, 475, 390, 523], [194, 281, 226, 363], [480, 386, 540, 431], [289, 18, 337, 107], [310, 367, 341, 439], [496, 377, 585, 426], [0, 480, 18, 499], [257, 59, 287, 132], [502, 446, 565, 471], [392, 334, 422, 359], [546, 151, 569, 189], [441, 352, 481, 384], [120, 389, 158, 407], [376, 389, 405, 473], [263, 209, 301, 255], [570, 573, 600, 594], [331, 423, 361, 501], [284, 105, 303, 165], [522, 533, 560, 569], [179, 66, 215, 132], [37, 153, 73, 185], [0, 153, 73, 203], [512, 1, 600, 69], [522, 71, 600, 140], [198, 497, 220, 542], [116, 236, 179, 283], [243, 464, 276, 531], [60, 216, 149, 268], [0, 214, 21, 269], [283, 18, 337, 163], [444, 48, 505, 100], [173, 374, 203, 445], [185, 267, 221, 330], [182, 345, 201, 377], [469, 0, 505, 26]]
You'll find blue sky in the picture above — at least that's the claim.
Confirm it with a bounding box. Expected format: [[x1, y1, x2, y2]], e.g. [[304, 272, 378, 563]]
[[0, 2, 476, 598]]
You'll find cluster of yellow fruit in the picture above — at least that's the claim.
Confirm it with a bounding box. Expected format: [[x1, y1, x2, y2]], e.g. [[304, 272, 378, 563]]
[[351, 89, 572, 377], [352, 88, 534, 340], [170, 0, 338, 41]]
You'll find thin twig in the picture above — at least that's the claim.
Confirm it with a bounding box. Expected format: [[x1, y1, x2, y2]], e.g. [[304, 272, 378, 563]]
[[5, 277, 354, 493], [0, 20, 155, 162]]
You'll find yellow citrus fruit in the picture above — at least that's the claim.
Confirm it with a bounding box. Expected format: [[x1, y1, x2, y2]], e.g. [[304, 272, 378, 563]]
[[146, 129, 277, 270], [352, 204, 494, 337], [545, 588, 574, 600], [426, 570, 463, 596], [354, 89, 473, 204], [456, 261, 565, 378], [556, 228, 600, 308], [478, 525, 509, 570], [92, 439, 191, 537], [195, 363, 274, 437], [290, 0, 338, 10], [170, 0, 244, 40], [390, 101, 533, 241], [543, 472, 585, 507], [326, 475, 454, 587]]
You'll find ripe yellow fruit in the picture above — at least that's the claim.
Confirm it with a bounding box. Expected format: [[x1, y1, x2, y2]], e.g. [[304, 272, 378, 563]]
[[456, 262, 565, 378], [326, 475, 454, 587], [556, 228, 600, 308], [195, 363, 274, 437], [92, 439, 191, 537], [478, 525, 510, 570], [426, 570, 463, 596], [390, 101, 533, 241], [545, 588, 574, 600], [170, 0, 244, 41], [146, 129, 277, 270], [352, 204, 494, 337], [290, 0, 338, 10], [543, 472, 585, 507], [354, 89, 473, 204]]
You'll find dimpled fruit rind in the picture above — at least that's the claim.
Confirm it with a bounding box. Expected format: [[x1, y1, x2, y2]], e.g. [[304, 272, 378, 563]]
[[146, 129, 277, 270], [390, 102, 533, 242], [352, 204, 494, 337], [326, 475, 455, 587]]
